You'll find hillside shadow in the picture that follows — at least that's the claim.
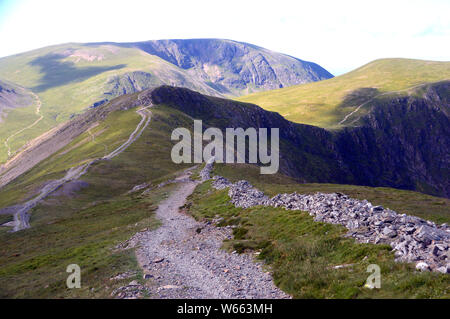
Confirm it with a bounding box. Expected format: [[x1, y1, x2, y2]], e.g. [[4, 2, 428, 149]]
[[29, 53, 126, 92], [338, 87, 380, 108]]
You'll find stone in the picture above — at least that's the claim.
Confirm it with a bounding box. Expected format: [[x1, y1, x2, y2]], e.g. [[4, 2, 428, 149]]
[[372, 205, 384, 212], [436, 266, 449, 274], [153, 257, 164, 263], [415, 262, 430, 271], [382, 227, 397, 238], [210, 173, 450, 274]]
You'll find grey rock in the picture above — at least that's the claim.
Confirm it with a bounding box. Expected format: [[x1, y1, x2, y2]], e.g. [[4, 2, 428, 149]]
[[383, 227, 398, 238], [210, 173, 450, 274]]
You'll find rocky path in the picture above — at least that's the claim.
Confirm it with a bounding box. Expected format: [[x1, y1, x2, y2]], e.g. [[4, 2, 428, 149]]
[[129, 170, 289, 299]]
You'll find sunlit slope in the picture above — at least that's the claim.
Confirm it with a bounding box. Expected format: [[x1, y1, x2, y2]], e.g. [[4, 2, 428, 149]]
[[0, 39, 332, 163], [238, 59, 450, 128], [0, 43, 220, 110], [0, 100, 193, 210], [0, 43, 216, 162]]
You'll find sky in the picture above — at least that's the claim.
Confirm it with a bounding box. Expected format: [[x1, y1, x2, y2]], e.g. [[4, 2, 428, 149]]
[[0, 0, 449, 75]]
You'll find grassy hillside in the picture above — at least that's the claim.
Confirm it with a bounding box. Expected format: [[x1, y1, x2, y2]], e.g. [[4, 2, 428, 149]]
[[238, 59, 450, 128], [0, 43, 214, 163], [186, 163, 450, 298], [0, 39, 332, 164], [0, 101, 198, 297]]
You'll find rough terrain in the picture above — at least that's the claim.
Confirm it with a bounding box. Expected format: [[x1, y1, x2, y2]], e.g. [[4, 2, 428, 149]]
[[212, 175, 450, 274], [115, 167, 290, 299]]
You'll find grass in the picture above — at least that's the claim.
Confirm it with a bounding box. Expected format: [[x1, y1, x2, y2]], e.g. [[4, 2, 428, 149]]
[[237, 58, 450, 128], [185, 168, 450, 298], [0, 103, 194, 209], [0, 184, 174, 298], [0, 42, 219, 164], [0, 101, 196, 298]]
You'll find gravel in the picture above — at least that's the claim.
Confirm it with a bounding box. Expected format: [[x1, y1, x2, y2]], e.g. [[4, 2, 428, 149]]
[[126, 169, 289, 299]]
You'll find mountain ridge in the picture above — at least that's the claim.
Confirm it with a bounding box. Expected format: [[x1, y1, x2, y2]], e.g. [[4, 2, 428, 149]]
[[0, 38, 333, 163], [2, 83, 447, 198], [238, 58, 450, 128]]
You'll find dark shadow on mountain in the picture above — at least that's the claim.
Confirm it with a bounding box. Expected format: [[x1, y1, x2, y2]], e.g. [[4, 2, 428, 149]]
[[338, 87, 380, 108], [29, 53, 126, 92]]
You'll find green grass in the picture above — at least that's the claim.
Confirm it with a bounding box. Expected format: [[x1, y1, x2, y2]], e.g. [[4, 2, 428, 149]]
[[0, 102, 195, 209], [186, 174, 450, 298], [237, 58, 450, 128], [0, 101, 196, 298], [0, 184, 174, 298], [0, 43, 220, 164]]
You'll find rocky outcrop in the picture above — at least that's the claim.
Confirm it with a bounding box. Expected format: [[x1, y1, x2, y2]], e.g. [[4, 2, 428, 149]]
[[210, 175, 450, 274], [128, 39, 333, 96]]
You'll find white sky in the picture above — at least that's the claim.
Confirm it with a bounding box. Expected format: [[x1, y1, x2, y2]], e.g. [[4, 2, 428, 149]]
[[0, 0, 449, 75]]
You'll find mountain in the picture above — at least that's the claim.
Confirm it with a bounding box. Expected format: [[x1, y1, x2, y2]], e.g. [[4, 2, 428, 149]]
[[0, 39, 332, 163], [136, 84, 450, 197], [120, 39, 333, 95], [238, 58, 450, 128], [1, 82, 448, 201], [0, 85, 448, 298]]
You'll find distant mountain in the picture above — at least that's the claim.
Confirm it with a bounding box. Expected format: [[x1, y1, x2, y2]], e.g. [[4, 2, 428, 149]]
[[238, 58, 450, 128], [0, 39, 332, 163], [120, 39, 333, 96]]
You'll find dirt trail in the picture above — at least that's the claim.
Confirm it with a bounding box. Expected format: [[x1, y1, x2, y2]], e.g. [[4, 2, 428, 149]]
[[10, 106, 152, 232], [133, 171, 290, 299], [4, 92, 43, 158]]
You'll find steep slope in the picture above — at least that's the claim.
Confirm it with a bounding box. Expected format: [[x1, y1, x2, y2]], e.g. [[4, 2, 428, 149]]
[[125, 38, 333, 95], [238, 58, 450, 128], [2, 84, 447, 199], [0, 80, 39, 162], [0, 39, 332, 163], [0, 80, 34, 118], [143, 84, 450, 197]]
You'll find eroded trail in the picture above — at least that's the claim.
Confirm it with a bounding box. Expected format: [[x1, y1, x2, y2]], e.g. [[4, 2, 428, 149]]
[[133, 172, 289, 299]]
